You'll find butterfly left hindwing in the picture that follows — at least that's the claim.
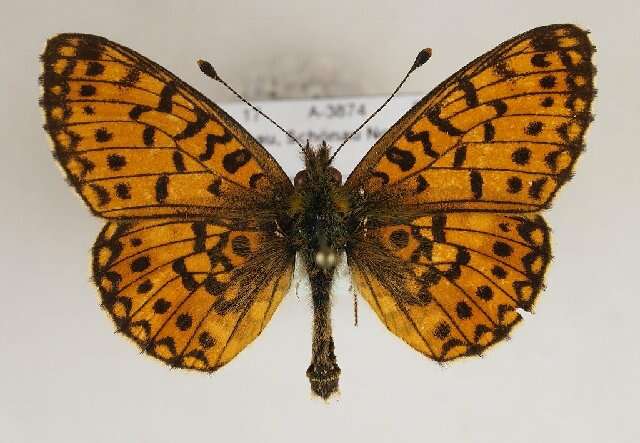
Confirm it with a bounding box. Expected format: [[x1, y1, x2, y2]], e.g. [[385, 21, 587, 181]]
[[93, 219, 294, 370]]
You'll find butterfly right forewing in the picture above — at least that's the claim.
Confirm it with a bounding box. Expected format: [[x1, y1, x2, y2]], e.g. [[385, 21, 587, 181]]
[[345, 24, 594, 213]]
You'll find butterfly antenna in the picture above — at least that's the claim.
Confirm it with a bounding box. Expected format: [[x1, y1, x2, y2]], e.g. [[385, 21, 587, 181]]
[[198, 59, 304, 149], [329, 48, 432, 162]]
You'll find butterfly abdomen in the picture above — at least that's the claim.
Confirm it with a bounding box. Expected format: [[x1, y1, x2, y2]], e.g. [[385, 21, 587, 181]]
[[306, 270, 341, 399]]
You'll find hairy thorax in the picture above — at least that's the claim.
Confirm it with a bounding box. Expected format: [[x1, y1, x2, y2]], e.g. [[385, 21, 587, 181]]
[[286, 143, 351, 274]]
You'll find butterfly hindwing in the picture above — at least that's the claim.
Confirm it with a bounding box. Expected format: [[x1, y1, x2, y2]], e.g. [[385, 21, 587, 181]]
[[348, 213, 550, 361], [346, 24, 595, 213], [93, 219, 294, 370], [41, 34, 292, 219]]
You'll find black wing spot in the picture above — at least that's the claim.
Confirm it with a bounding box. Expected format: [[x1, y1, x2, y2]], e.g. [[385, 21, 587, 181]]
[[385, 146, 416, 172], [541, 97, 554, 108], [120, 68, 141, 87], [137, 280, 153, 294], [249, 173, 265, 189], [155, 174, 169, 202], [406, 128, 438, 158], [456, 302, 473, 319], [453, 145, 467, 168], [493, 241, 513, 257], [129, 104, 151, 120], [512, 147, 531, 165], [80, 84, 96, 96], [131, 256, 150, 272], [531, 53, 551, 68], [529, 178, 548, 200], [115, 183, 131, 199], [172, 151, 186, 172], [176, 313, 193, 331], [207, 178, 222, 196], [431, 215, 446, 243], [153, 298, 171, 314], [85, 61, 104, 76], [89, 184, 110, 206], [525, 121, 544, 136], [491, 265, 507, 279], [95, 127, 113, 142], [416, 175, 429, 193], [470, 170, 483, 199], [389, 229, 409, 249], [490, 100, 508, 116], [199, 331, 216, 349], [507, 176, 523, 193], [476, 285, 493, 301], [483, 122, 495, 142], [222, 149, 251, 173], [143, 126, 155, 146], [427, 107, 463, 136], [460, 78, 479, 107], [539, 75, 556, 89], [107, 154, 126, 170], [433, 322, 451, 340], [157, 82, 176, 113]]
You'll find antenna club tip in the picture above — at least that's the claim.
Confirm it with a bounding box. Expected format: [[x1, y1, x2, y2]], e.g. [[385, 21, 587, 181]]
[[411, 48, 432, 72], [197, 59, 218, 79]]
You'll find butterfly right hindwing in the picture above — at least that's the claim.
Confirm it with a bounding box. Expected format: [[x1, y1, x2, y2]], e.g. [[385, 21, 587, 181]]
[[349, 213, 550, 360]]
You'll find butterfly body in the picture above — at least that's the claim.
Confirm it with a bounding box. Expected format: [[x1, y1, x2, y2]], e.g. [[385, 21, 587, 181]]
[[41, 25, 594, 399]]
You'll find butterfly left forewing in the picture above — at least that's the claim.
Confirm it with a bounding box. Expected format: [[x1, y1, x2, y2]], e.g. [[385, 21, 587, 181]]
[[93, 219, 294, 370], [41, 33, 292, 219], [349, 213, 550, 361]]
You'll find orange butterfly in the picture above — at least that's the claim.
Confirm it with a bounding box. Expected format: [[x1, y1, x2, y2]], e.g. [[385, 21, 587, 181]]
[[41, 24, 594, 399]]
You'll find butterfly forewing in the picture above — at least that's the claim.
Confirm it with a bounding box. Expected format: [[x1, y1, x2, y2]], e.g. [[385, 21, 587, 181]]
[[345, 24, 594, 213], [41, 34, 292, 219]]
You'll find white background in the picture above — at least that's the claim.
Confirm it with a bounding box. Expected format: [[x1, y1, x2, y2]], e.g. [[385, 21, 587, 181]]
[[1, 1, 639, 442]]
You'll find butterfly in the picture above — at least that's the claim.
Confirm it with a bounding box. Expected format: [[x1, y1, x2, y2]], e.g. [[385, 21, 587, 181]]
[[40, 24, 595, 399]]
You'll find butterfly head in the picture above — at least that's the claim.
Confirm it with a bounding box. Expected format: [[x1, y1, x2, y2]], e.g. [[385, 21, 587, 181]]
[[288, 142, 350, 272]]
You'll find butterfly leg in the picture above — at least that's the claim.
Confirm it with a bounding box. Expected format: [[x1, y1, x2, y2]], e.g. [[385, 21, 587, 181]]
[[306, 270, 341, 399]]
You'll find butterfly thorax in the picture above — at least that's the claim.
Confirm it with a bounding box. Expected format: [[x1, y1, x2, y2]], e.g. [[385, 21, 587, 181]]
[[288, 142, 349, 274]]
